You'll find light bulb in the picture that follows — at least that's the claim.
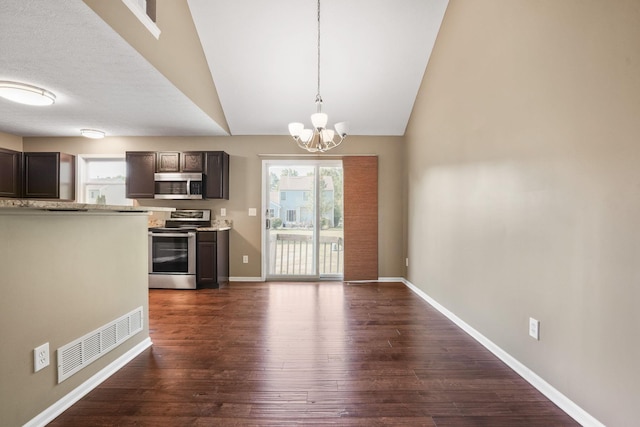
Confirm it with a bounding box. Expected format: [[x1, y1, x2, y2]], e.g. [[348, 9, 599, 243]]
[[321, 129, 335, 143], [299, 129, 314, 144], [288, 122, 304, 137], [311, 113, 328, 130], [335, 121, 348, 137]]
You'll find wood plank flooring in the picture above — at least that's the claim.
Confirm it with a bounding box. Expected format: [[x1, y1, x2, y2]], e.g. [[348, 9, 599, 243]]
[[49, 282, 578, 426]]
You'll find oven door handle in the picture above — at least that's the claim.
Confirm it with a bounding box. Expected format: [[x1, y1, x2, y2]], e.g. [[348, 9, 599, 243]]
[[148, 232, 197, 238]]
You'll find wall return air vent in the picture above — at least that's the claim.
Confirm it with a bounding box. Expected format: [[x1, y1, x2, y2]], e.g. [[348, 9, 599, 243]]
[[57, 306, 144, 383]]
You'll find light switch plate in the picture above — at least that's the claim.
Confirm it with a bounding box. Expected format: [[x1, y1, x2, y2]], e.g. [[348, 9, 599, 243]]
[[248, 208, 257, 216], [529, 317, 540, 340]]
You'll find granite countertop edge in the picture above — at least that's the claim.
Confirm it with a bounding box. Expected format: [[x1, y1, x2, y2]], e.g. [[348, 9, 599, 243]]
[[0, 199, 175, 212], [196, 226, 232, 231]]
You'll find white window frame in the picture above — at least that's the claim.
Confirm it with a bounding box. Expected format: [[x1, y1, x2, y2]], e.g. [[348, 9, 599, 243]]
[[122, 0, 161, 39], [77, 154, 132, 206]]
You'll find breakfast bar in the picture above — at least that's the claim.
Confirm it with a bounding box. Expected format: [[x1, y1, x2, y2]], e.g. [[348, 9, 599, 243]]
[[0, 200, 171, 426]]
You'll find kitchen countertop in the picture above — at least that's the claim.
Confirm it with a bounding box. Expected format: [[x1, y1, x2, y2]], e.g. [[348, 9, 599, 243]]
[[147, 218, 233, 231], [196, 226, 232, 232], [0, 199, 175, 212]]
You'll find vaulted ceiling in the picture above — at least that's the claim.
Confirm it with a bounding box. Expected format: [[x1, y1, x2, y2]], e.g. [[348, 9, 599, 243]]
[[0, 0, 448, 138]]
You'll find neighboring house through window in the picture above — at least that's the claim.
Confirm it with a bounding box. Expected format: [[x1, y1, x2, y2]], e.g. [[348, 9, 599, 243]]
[[78, 155, 131, 206]]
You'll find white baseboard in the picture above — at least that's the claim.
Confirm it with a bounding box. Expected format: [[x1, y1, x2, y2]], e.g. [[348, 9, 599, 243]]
[[230, 277, 405, 283], [24, 337, 153, 427], [377, 277, 405, 282], [230, 277, 406, 283], [229, 276, 264, 282], [402, 279, 604, 427]]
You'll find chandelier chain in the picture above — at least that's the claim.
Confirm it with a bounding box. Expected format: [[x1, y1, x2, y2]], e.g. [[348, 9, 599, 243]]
[[316, 0, 321, 103], [287, 0, 347, 152]]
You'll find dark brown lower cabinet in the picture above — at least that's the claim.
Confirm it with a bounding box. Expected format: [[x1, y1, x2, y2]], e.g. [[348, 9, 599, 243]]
[[197, 229, 229, 288]]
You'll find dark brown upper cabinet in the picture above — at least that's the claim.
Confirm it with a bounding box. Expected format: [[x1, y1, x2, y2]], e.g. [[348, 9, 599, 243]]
[[126, 151, 155, 199], [156, 152, 181, 172], [125, 150, 229, 199], [205, 151, 229, 200], [23, 152, 75, 200], [0, 148, 22, 198], [181, 152, 204, 173]]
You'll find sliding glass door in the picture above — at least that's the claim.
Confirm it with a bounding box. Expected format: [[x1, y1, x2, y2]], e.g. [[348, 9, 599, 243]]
[[263, 160, 343, 280]]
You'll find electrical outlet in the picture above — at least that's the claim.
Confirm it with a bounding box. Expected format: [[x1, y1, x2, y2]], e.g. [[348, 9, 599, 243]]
[[405, 258, 409, 267], [529, 317, 540, 340], [220, 208, 226, 217], [34, 342, 50, 372], [243, 255, 249, 264]]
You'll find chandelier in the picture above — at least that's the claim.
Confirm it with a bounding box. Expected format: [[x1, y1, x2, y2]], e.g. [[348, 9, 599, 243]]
[[288, 0, 348, 153]]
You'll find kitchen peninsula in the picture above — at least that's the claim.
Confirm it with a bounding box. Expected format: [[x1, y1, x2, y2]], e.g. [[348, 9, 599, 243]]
[[0, 199, 172, 427]]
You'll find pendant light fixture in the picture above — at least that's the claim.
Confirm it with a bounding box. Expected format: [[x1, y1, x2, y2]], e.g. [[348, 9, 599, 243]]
[[288, 0, 348, 153]]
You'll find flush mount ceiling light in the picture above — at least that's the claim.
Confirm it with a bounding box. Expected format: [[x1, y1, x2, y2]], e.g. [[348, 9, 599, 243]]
[[0, 81, 56, 106], [288, 0, 348, 153], [80, 129, 106, 139]]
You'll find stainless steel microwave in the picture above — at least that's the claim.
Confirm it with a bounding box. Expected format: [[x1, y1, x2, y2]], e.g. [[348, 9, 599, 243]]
[[154, 173, 204, 199]]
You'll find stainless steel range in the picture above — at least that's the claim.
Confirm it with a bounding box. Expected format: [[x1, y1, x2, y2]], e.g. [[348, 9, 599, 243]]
[[148, 209, 211, 289]]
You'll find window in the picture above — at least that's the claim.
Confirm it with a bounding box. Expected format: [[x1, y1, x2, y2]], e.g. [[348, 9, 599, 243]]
[[281, 192, 287, 201], [78, 156, 132, 206], [122, 0, 160, 39], [286, 210, 297, 222]]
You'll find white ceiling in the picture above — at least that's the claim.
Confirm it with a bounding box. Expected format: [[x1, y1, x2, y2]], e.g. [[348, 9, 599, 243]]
[[0, 0, 228, 137], [0, 0, 448, 139]]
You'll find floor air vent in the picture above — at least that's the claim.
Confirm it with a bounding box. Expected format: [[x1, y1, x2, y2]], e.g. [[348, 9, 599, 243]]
[[57, 306, 144, 383]]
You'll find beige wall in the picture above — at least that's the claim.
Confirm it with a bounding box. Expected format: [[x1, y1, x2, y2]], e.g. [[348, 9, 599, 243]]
[[0, 211, 150, 426], [405, 1, 640, 425], [0, 131, 22, 151], [83, 0, 229, 133], [23, 135, 406, 279]]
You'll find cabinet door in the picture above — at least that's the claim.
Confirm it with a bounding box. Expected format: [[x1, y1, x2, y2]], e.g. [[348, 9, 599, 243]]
[[205, 151, 229, 199], [197, 232, 218, 288], [156, 152, 180, 172], [126, 152, 156, 199], [182, 152, 204, 172], [58, 153, 76, 201], [216, 229, 229, 284], [23, 152, 60, 198], [0, 148, 21, 198]]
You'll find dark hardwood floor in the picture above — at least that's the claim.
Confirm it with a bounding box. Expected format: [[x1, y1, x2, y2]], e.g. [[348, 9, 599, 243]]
[[49, 282, 578, 426]]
